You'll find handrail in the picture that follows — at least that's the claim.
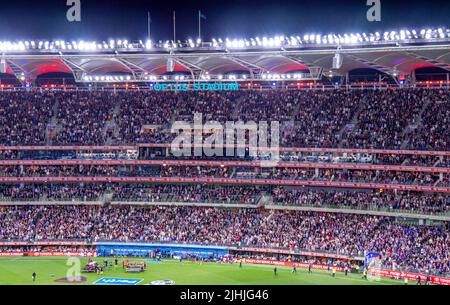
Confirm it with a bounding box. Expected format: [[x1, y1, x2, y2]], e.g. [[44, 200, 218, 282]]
[[0, 144, 449, 156], [0, 159, 448, 173], [266, 204, 450, 221], [0, 198, 448, 221]]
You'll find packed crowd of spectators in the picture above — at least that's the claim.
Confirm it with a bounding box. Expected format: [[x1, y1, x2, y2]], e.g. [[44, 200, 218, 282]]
[[340, 89, 427, 149], [406, 93, 449, 150], [53, 91, 117, 145], [439, 174, 450, 187], [0, 205, 448, 274], [0, 165, 119, 177], [0, 182, 448, 213], [0, 89, 448, 149], [272, 187, 449, 213], [0, 150, 18, 160], [111, 184, 262, 204], [0, 92, 54, 145], [0, 183, 106, 201], [284, 90, 360, 147], [237, 90, 299, 122], [0, 183, 264, 204]]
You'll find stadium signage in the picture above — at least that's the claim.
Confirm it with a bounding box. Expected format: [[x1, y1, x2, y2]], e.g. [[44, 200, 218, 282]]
[[240, 258, 344, 271], [239, 259, 450, 285], [0, 251, 96, 257], [0, 159, 447, 173], [94, 277, 143, 285], [0, 176, 447, 193], [0, 241, 88, 246], [1, 144, 450, 157], [369, 268, 450, 286], [0, 252, 23, 257], [237, 247, 352, 260], [152, 82, 239, 92], [150, 280, 175, 285]]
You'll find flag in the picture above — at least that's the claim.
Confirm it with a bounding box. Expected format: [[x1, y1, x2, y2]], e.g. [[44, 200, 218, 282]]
[[199, 10, 207, 20]]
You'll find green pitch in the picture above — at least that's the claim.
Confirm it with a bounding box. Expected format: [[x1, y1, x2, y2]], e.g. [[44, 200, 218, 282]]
[[0, 257, 404, 285]]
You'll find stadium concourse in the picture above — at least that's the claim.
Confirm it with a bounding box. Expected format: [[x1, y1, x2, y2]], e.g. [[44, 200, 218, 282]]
[[0, 32, 449, 284]]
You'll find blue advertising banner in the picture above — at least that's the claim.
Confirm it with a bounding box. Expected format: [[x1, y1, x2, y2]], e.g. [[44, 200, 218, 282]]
[[94, 277, 143, 285], [95, 242, 229, 259]]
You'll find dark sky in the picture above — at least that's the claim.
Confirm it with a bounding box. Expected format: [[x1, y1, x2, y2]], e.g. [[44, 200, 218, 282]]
[[0, 0, 448, 41]]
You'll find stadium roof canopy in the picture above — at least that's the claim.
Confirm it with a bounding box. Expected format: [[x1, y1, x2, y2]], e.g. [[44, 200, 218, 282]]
[[1, 31, 450, 83]]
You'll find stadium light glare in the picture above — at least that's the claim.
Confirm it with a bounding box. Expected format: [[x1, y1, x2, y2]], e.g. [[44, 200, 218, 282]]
[[261, 37, 268, 47], [0, 26, 446, 54], [315, 35, 321, 44]]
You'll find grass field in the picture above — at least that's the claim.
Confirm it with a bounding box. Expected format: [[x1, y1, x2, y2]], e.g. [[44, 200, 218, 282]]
[[0, 257, 406, 285]]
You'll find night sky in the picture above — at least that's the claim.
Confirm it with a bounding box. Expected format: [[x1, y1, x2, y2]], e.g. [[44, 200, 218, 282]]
[[0, 0, 448, 41]]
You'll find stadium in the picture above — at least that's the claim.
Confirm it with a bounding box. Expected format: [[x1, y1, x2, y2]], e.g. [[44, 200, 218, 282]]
[[0, 0, 449, 289]]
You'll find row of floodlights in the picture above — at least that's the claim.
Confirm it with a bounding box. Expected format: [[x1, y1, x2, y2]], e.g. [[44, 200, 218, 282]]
[[0, 27, 449, 52], [221, 28, 450, 48], [0, 40, 153, 52], [198, 73, 304, 80], [83, 75, 132, 82]]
